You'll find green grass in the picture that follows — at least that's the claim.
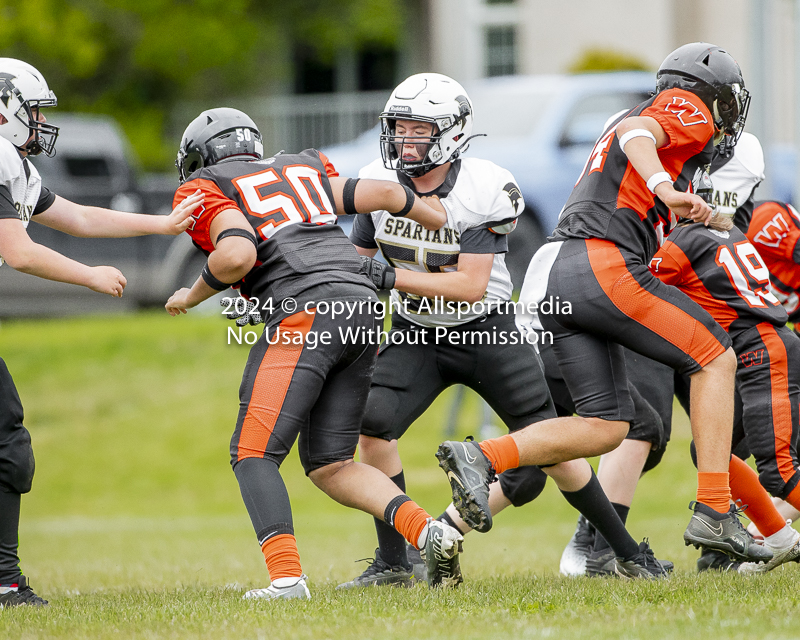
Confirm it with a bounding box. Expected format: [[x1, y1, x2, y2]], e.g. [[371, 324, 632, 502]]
[[0, 313, 798, 639]]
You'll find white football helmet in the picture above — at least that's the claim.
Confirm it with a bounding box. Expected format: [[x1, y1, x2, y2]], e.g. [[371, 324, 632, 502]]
[[380, 73, 475, 177], [0, 58, 58, 156]]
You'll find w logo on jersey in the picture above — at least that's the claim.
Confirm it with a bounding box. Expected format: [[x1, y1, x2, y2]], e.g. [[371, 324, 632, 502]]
[[665, 96, 708, 127], [753, 212, 790, 248]]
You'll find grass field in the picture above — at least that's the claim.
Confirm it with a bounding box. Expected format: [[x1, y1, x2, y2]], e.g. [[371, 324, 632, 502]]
[[1, 312, 798, 639]]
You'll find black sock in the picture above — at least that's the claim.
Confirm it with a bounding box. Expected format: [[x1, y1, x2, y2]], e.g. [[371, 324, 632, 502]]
[[233, 457, 294, 544], [560, 471, 639, 560], [374, 471, 409, 568], [0, 489, 22, 584], [437, 511, 459, 530], [592, 503, 630, 554]]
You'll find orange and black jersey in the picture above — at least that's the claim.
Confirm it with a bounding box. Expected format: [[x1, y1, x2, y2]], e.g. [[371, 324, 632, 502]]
[[172, 149, 373, 322], [650, 222, 787, 335], [736, 201, 800, 322], [552, 88, 716, 261]]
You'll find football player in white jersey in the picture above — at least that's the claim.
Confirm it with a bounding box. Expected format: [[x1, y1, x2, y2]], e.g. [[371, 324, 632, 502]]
[[340, 73, 665, 588], [0, 58, 202, 607]]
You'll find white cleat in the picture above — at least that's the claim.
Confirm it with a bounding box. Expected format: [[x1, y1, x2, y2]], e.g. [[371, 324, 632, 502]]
[[420, 519, 464, 587], [560, 516, 593, 577], [739, 528, 800, 574], [243, 575, 311, 600]]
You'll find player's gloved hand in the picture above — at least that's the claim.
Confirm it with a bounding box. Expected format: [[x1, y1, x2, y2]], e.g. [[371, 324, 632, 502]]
[[360, 256, 396, 290], [221, 297, 263, 326]]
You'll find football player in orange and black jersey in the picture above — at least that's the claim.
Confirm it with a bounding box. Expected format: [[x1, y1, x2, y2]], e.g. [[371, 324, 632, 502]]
[[165, 107, 466, 600], [740, 201, 800, 322], [651, 213, 800, 571], [436, 43, 770, 565]]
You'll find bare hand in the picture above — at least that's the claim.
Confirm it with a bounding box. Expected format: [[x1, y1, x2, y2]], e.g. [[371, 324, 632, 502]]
[[165, 288, 194, 316], [655, 184, 713, 225], [164, 190, 204, 235], [89, 266, 127, 297], [421, 195, 446, 214]]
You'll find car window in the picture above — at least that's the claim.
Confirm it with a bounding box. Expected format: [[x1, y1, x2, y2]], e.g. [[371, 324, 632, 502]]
[[560, 91, 651, 147], [471, 90, 555, 138]]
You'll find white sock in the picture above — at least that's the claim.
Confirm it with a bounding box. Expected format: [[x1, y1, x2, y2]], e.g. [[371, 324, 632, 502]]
[[271, 576, 303, 588], [417, 519, 432, 549], [765, 524, 797, 549]]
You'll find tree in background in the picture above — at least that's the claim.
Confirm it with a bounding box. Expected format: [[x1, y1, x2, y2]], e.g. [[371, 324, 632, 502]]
[[0, 0, 403, 170], [569, 48, 650, 74]]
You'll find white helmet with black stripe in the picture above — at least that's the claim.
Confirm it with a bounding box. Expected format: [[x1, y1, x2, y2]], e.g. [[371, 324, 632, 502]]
[[380, 73, 476, 178]]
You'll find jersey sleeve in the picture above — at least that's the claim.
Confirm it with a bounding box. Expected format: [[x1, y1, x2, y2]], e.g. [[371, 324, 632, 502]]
[[649, 239, 687, 286], [748, 202, 800, 264], [349, 213, 378, 249], [174, 177, 242, 253], [460, 227, 508, 254], [317, 151, 339, 178], [0, 185, 18, 220], [485, 180, 525, 233], [33, 185, 56, 215], [642, 88, 715, 155]]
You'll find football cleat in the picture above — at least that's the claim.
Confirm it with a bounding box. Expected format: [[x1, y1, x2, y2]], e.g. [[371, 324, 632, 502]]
[[560, 516, 595, 577], [420, 519, 464, 588], [435, 437, 496, 533], [585, 548, 616, 577], [244, 575, 310, 601], [738, 527, 800, 574], [406, 543, 427, 583], [615, 540, 668, 579], [697, 549, 742, 572], [0, 576, 48, 607], [683, 502, 773, 562], [335, 549, 413, 589]]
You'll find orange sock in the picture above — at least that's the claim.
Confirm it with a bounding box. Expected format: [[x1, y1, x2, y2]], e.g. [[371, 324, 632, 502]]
[[393, 500, 430, 549], [261, 533, 302, 581], [784, 483, 800, 512], [729, 455, 785, 537], [479, 434, 519, 474], [697, 471, 731, 513]]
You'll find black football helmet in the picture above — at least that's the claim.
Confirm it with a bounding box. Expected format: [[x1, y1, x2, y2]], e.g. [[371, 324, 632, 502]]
[[176, 107, 263, 182], [656, 43, 750, 156]]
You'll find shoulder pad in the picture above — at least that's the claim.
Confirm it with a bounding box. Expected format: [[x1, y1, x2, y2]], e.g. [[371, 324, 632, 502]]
[[0, 137, 24, 182]]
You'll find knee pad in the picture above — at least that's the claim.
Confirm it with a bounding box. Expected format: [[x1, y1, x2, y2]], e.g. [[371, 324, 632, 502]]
[[642, 441, 668, 473], [0, 429, 35, 494], [498, 466, 549, 508]]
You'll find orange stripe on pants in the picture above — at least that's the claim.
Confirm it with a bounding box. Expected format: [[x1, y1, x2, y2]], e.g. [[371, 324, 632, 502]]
[[585, 239, 724, 368], [237, 310, 316, 462], [755, 323, 797, 485]]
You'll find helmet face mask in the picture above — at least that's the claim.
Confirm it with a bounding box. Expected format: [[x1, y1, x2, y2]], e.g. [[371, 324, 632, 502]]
[[379, 73, 474, 178], [176, 107, 264, 183], [0, 59, 59, 157], [656, 43, 749, 157], [380, 116, 443, 178]]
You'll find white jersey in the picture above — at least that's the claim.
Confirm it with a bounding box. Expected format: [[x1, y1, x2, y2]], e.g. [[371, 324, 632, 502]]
[[0, 136, 49, 267], [708, 132, 765, 216], [351, 158, 523, 327]]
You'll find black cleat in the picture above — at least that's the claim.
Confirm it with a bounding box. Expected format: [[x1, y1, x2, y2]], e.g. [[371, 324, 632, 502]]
[[615, 540, 669, 579], [406, 543, 427, 583], [683, 502, 773, 563], [697, 548, 742, 572], [435, 437, 496, 533], [335, 549, 413, 589], [0, 576, 48, 607], [585, 548, 616, 577]]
